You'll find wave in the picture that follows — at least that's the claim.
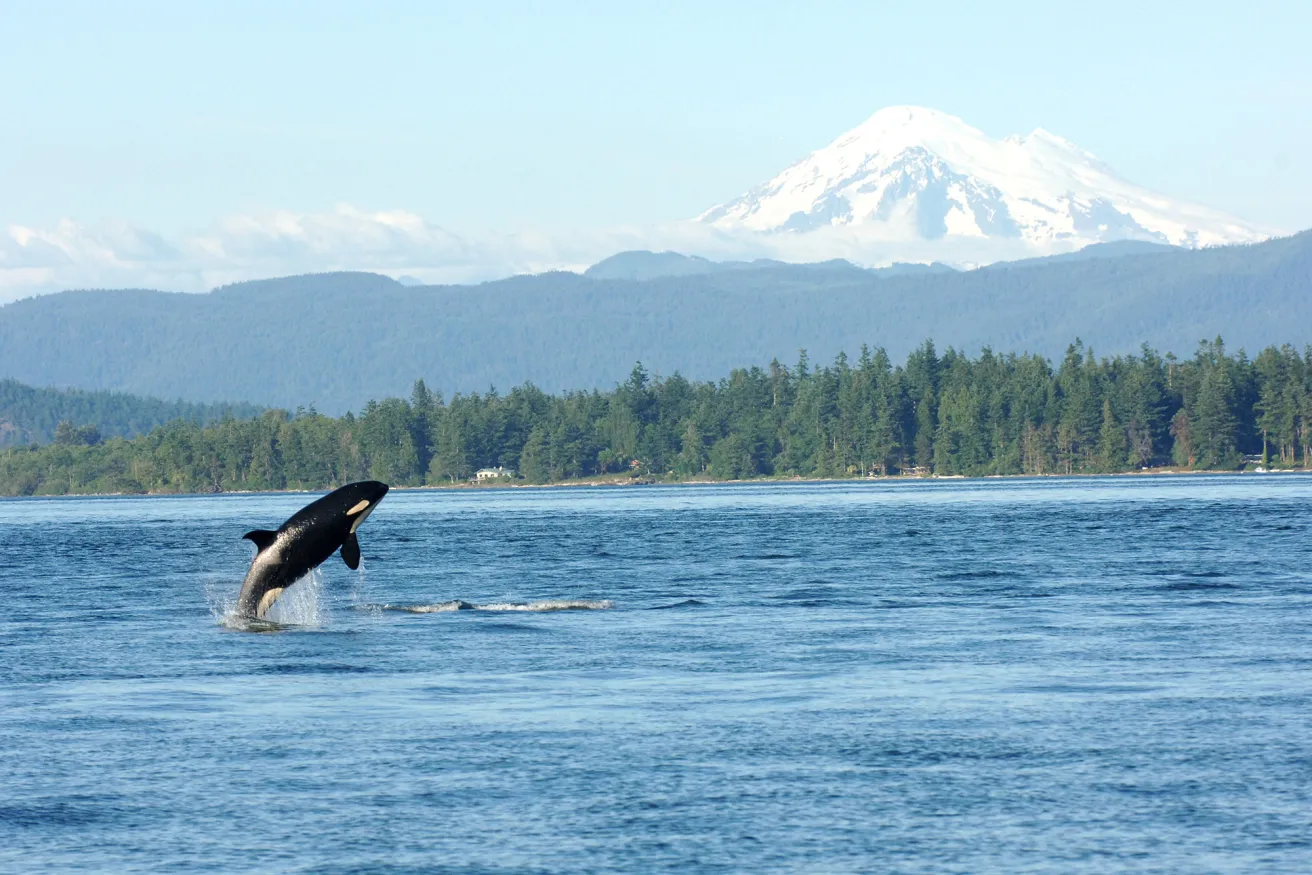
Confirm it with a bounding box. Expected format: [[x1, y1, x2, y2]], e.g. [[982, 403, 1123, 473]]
[[256, 662, 373, 675], [1157, 581, 1241, 591], [649, 598, 706, 610], [479, 599, 614, 612], [937, 569, 1008, 581], [373, 599, 614, 614]]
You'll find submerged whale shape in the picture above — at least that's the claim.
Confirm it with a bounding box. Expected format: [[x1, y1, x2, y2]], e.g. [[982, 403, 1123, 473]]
[[236, 480, 390, 619]]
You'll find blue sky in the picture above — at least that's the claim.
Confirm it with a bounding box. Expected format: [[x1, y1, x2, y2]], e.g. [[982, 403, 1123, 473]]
[[0, 0, 1308, 295]]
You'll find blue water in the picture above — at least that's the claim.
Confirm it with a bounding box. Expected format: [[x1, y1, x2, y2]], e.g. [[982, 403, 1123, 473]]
[[2, 477, 1311, 873]]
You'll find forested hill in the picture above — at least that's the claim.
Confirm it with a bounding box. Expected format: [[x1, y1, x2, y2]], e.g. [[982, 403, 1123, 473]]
[[0, 379, 261, 448], [0, 232, 1308, 413], [2, 338, 1310, 496]]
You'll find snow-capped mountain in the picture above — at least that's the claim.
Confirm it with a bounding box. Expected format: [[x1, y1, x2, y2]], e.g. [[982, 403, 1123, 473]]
[[699, 106, 1272, 251]]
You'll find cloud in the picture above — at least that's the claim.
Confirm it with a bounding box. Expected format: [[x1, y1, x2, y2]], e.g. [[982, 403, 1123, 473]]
[[0, 206, 489, 302], [0, 203, 1074, 304], [1, 227, 72, 269], [195, 205, 467, 265], [1, 205, 731, 301], [1, 220, 201, 298]]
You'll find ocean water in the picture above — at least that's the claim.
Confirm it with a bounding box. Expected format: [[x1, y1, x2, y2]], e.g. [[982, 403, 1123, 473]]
[[2, 476, 1311, 873]]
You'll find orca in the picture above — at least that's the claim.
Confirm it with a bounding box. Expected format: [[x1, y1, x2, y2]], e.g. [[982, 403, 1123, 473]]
[[236, 480, 390, 619]]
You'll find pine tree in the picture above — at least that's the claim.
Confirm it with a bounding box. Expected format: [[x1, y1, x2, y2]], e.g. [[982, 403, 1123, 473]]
[[518, 425, 550, 483], [913, 387, 935, 470], [1170, 410, 1194, 468], [1192, 360, 1240, 468], [1096, 398, 1125, 473]]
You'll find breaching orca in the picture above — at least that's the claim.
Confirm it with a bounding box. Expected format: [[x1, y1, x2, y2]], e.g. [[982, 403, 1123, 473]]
[[236, 480, 390, 619]]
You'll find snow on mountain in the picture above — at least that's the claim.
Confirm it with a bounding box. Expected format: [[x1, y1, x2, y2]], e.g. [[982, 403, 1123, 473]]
[[699, 106, 1273, 251]]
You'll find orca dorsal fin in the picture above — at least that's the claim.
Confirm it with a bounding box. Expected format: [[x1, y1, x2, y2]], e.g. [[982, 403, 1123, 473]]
[[341, 532, 361, 570], [242, 530, 278, 552]]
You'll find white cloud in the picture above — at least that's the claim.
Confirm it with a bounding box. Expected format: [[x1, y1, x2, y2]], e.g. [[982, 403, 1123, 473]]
[[0, 203, 1084, 304], [0, 206, 489, 301], [196, 205, 465, 264]]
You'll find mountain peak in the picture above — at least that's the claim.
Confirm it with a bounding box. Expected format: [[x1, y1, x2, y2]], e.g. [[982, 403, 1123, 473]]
[[832, 106, 992, 162], [856, 104, 968, 129], [699, 106, 1274, 253]]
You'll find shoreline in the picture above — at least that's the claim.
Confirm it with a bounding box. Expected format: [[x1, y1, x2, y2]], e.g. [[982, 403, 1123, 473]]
[[4, 466, 1309, 499]]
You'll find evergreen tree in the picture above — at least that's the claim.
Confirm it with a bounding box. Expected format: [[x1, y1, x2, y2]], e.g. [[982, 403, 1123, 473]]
[[675, 419, 707, 476], [518, 425, 550, 483], [1096, 399, 1125, 473], [1170, 410, 1194, 468], [1190, 340, 1241, 468]]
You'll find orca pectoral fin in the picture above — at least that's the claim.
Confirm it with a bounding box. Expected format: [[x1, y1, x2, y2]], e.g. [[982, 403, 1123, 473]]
[[341, 533, 361, 570], [243, 530, 278, 551]]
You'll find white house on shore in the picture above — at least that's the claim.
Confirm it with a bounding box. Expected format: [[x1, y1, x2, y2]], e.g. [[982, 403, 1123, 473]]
[[474, 466, 514, 482]]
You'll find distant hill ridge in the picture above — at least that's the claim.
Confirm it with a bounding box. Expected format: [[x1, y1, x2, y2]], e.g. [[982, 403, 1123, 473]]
[[0, 378, 262, 447], [0, 233, 1309, 413], [584, 250, 958, 281]]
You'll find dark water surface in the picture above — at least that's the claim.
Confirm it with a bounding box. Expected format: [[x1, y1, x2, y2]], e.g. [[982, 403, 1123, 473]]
[[2, 477, 1311, 873]]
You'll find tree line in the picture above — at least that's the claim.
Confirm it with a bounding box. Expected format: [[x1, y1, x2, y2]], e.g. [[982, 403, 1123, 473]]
[[2, 338, 1310, 496], [0, 377, 262, 448]]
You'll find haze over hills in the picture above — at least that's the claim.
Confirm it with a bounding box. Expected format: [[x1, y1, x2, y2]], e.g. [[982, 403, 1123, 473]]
[[0, 233, 1307, 413], [701, 106, 1274, 251]]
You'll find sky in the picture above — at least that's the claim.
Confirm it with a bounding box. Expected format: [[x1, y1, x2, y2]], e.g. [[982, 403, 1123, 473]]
[[1, 0, 1309, 296]]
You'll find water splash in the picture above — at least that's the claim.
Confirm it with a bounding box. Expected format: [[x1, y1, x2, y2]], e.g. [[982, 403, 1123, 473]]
[[348, 562, 381, 616], [204, 577, 237, 623], [209, 568, 329, 630], [263, 569, 329, 627]]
